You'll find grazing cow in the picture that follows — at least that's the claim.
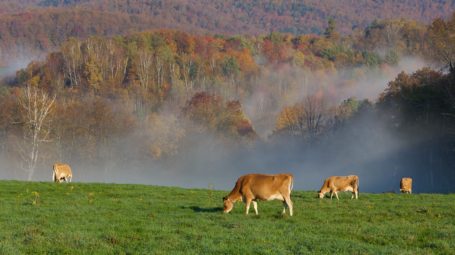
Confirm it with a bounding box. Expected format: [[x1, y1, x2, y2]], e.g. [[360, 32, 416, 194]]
[[53, 163, 72, 183], [400, 177, 412, 194], [223, 173, 294, 216], [318, 175, 359, 200]]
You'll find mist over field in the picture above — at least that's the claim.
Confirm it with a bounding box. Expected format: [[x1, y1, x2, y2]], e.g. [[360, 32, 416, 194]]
[[0, 56, 442, 194]]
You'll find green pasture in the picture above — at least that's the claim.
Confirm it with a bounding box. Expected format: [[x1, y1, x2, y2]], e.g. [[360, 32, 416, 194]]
[[0, 181, 454, 254]]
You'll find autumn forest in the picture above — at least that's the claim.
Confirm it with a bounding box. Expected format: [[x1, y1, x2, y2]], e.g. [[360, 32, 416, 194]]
[[0, 1, 455, 192]]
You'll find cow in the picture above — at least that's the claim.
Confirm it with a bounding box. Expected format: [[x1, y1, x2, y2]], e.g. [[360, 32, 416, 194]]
[[318, 175, 359, 200], [400, 177, 412, 194], [53, 163, 72, 183], [223, 173, 294, 216]]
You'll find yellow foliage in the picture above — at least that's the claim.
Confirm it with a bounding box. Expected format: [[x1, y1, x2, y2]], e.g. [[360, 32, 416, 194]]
[[276, 105, 301, 131], [29, 75, 40, 87]]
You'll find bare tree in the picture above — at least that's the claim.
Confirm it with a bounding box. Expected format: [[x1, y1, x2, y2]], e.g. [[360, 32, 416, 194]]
[[16, 85, 56, 181], [137, 48, 154, 90], [301, 96, 326, 138], [62, 39, 83, 87], [276, 95, 328, 139]]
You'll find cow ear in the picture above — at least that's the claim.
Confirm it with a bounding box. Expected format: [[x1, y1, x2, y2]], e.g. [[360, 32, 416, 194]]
[[222, 196, 227, 201]]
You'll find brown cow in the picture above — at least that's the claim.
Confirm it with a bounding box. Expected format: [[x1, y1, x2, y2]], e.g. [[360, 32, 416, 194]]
[[223, 173, 294, 216], [318, 175, 359, 199], [53, 163, 72, 183], [400, 177, 412, 194]]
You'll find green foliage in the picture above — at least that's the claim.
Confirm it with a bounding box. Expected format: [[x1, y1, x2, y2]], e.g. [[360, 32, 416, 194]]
[[385, 49, 399, 65], [340, 97, 361, 114], [324, 18, 339, 40], [221, 57, 240, 78], [319, 45, 350, 62], [362, 51, 381, 67], [378, 68, 451, 130], [0, 180, 454, 254]]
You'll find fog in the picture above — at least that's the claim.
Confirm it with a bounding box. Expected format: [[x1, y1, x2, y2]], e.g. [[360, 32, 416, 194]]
[[0, 54, 41, 78], [1, 56, 451, 193], [242, 56, 429, 137]]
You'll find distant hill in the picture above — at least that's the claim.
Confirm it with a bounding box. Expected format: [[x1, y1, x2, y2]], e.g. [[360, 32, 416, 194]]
[[0, 0, 454, 65], [2, 0, 454, 34]]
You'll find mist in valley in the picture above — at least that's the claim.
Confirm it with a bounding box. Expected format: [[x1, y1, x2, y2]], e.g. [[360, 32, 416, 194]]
[[2, 55, 450, 194]]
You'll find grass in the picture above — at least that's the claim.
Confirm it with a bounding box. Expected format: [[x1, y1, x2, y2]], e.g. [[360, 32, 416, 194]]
[[0, 181, 454, 254]]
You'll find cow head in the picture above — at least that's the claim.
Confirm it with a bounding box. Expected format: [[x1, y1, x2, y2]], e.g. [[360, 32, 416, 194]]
[[318, 191, 326, 199], [223, 196, 234, 213]]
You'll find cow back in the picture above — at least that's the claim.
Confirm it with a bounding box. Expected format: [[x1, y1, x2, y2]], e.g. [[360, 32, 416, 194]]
[[330, 175, 358, 187], [400, 177, 412, 191], [239, 173, 293, 200], [54, 163, 72, 176]]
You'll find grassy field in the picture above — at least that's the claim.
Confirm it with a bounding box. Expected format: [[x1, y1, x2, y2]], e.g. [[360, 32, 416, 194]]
[[0, 180, 454, 254]]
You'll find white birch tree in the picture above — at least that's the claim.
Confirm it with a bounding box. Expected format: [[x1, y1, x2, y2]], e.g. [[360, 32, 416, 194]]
[[16, 85, 56, 181]]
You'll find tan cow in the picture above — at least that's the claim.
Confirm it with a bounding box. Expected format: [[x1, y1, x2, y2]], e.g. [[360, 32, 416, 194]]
[[53, 163, 72, 183], [223, 173, 294, 216], [400, 177, 412, 194], [318, 175, 359, 199]]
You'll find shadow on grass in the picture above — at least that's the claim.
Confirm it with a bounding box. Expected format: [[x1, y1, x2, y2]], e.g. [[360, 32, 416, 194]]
[[185, 206, 223, 213]]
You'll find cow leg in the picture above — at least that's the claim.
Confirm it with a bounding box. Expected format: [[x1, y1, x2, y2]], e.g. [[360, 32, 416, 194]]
[[245, 198, 252, 215], [284, 196, 293, 216], [252, 201, 258, 215], [335, 192, 339, 200], [282, 202, 287, 214], [355, 190, 359, 199]]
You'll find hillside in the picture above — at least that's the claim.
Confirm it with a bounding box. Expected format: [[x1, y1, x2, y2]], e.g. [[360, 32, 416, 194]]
[[0, 0, 454, 65], [1, 14, 455, 192], [0, 180, 454, 254], [1, 0, 453, 34]]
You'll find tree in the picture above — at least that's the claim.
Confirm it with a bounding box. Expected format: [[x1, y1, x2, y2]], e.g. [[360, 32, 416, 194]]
[[275, 95, 328, 139], [183, 92, 256, 139], [61, 38, 83, 88], [324, 18, 339, 40], [427, 13, 455, 73], [16, 85, 56, 180]]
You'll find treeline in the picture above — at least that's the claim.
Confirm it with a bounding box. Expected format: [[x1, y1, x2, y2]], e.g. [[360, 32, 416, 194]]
[[2, 0, 453, 34], [0, 8, 177, 64], [1, 0, 454, 65]]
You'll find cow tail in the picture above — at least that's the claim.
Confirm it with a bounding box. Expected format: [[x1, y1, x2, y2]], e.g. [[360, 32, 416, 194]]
[[356, 176, 359, 192], [290, 175, 294, 192]]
